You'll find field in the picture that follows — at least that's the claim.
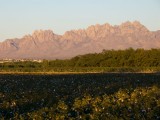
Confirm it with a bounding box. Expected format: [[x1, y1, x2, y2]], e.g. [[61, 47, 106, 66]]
[[0, 73, 160, 119]]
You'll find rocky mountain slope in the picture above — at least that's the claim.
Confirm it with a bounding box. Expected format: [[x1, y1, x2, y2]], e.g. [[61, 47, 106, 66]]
[[0, 21, 160, 59]]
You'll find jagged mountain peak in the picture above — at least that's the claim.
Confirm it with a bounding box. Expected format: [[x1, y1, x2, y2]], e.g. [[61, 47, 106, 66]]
[[0, 21, 159, 59], [64, 21, 149, 39], [32, 29, 54, 36], [87, 23, 112, 31], [62, 21, 148, 39], [32, 29, 55, 40], [132, 20, 142, 25], [120, 21, 149, 32], [121, 21, 142, 26], [22, 30, 58, 43]]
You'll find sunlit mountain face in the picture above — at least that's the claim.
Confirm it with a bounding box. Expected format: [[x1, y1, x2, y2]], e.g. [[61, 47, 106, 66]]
[[0, 21, 160, 60]]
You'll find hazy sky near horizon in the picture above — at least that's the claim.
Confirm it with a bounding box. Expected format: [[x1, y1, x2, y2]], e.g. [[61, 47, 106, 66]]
[[0, 0, 160, 41]]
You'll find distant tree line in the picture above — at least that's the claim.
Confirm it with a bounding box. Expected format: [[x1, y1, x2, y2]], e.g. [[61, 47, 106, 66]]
[[0, 48, 160, 72]]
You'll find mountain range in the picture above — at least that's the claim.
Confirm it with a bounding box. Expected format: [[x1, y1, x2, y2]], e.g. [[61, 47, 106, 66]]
[[0, 21, 160, 60]]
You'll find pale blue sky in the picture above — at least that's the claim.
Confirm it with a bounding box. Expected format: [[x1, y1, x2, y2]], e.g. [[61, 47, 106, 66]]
[[0, 0, 160, 41]]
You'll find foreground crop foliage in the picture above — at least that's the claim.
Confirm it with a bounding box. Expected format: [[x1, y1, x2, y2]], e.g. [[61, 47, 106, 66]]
[[0, 73, 160, 119], [1, 86, 159, 119]]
